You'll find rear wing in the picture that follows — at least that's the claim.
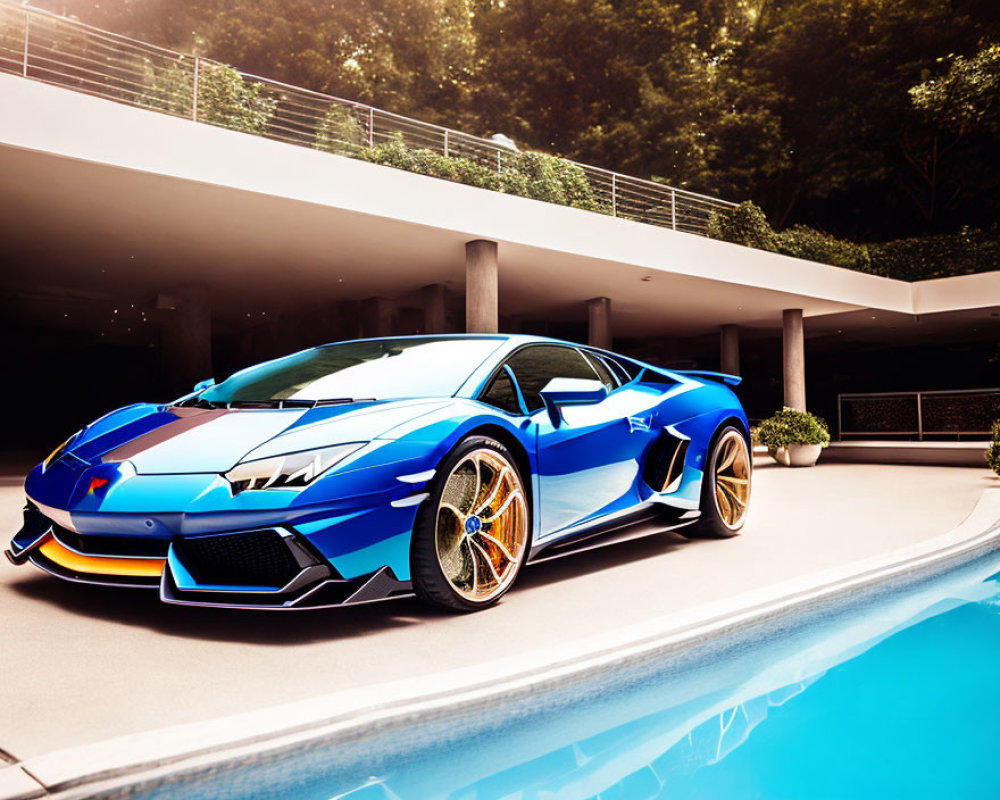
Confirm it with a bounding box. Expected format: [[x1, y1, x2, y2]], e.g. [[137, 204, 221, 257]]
[[672, 370, 742, 387]]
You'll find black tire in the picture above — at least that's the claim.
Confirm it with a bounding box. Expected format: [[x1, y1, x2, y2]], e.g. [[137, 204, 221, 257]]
[[411, 436, 531, 612], [682, 425, 752, 539]]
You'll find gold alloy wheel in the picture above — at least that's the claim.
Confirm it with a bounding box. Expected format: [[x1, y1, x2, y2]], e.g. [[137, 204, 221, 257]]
[[713, 431, 751, 530], [435, 448, 528, 602]]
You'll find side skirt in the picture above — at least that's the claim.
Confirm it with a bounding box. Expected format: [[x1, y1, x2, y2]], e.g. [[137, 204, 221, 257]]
[[527, 506, 700, 564]]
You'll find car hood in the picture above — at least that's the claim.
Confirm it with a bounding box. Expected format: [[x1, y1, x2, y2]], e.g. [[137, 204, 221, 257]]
[[69, 399, 451, 475]]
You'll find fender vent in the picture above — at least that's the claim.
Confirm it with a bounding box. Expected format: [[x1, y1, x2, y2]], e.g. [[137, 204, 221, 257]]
[[642, 431, 689, 493]]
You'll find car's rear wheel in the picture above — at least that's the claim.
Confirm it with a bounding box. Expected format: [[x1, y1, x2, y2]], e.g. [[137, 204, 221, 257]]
[[411, 436, 530, 612], [683, 426, 751, 539]]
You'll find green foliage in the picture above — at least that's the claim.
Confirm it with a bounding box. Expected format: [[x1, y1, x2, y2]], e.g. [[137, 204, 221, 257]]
[[54, 0, 1000, 241], [358, 138, 502, 190], [986, 421, 1000, 476], [138, 56, 197, 117], [778, 226, 871, 271], [504, 152, 567, 204], [314, 105, 367, 156], [547, 158, 603, 213], [357, 137, 606, 213], [707, 202, 778, 252], [710, 202, 997, 280], [911, 44, 1000, 135], [197, 63, 277, 133], [505, 152, 603, 211], [868, 228, 1000, 281], [127, 0, 479, 126], [139, 58, 276, 134], [753, 408, 831, 450]]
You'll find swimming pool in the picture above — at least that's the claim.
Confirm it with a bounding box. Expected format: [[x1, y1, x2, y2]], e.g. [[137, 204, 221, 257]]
[[96, 546, 1000, 800]]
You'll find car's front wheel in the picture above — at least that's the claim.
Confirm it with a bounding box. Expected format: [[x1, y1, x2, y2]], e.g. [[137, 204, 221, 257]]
[[683, 426, 752, 539], [411, 436, 530, 612]]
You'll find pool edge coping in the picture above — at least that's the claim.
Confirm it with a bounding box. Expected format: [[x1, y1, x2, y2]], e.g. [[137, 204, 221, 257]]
[[8, 486, 1000, 800]]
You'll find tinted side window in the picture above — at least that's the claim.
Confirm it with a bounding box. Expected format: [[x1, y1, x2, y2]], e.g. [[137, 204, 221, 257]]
[[582, 351, 617, 390], [603, 355, 637, 383], [479, 369, 522, 414], [506, 346, 598, 412]]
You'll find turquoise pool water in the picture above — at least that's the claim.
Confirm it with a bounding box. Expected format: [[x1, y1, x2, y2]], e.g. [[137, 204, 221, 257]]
[[115, 550, 1000, 800]]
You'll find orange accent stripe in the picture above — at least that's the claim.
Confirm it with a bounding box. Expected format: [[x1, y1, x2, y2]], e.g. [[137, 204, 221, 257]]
[[37, 536, 165, 578]]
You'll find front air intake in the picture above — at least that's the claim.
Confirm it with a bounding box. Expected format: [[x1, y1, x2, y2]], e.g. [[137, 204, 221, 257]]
[[173, 529, 301, 588]]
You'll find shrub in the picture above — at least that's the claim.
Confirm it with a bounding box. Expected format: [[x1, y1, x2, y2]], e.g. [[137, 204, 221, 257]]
[[987, 421, 1000, 476], [708, 201, 998, 281], [708, 201, 779, 252], [197, 64, 277, 134], [753, 407, 831, 450], [358, 137, 607, 212], [358, 137, 503, 191], [868, 228, 1000, 281], [138, 56, 197, 117], [139, 59, 277, 134], [778, 225, 872, 271], [508, 151, 568, 204], [314, 104, 367, 155], [550, 157, 604, 212], [506, 152, 604, 211]]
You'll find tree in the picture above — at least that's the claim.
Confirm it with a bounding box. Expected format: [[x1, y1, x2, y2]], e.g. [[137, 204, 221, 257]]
[[35, 0, 1000, 239], [911, 43, 1000, 136], [192, 0, 478, 126]]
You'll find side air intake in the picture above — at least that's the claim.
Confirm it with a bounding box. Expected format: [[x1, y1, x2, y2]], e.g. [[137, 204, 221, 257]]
[[642, 430, 689, 493]]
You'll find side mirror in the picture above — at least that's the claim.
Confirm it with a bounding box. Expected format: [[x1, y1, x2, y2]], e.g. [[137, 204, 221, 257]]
[[193, 378, 215, 393], [539, 377, 608, 427]]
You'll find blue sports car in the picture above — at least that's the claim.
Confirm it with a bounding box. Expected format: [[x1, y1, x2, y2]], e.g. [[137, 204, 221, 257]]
[[6, 335, 752, 612]]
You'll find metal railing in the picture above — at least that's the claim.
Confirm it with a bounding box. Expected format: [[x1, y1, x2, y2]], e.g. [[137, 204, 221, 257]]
[[0, 1, 736, 236], [837, 389, 1000, 440]]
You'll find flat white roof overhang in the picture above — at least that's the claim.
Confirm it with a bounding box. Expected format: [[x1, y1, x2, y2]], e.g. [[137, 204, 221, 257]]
[[0, 73, 996, 338]]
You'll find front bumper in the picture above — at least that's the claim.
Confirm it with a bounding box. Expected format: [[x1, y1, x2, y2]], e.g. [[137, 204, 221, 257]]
[[6, 503, 412, 609]]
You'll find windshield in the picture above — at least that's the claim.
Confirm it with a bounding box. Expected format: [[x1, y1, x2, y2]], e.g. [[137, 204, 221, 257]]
[[199, 337, 504, 404]]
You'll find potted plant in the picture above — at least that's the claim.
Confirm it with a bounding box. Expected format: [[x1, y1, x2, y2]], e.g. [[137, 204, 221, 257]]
[[753, 407, 831, 467], [986, 421, 1000, 477]]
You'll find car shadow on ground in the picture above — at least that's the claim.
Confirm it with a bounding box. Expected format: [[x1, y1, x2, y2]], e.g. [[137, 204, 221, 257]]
[[6, 530, 712, 645]]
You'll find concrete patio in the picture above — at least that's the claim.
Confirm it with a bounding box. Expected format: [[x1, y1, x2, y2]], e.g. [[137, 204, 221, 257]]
[[0, 458, 995, 773]]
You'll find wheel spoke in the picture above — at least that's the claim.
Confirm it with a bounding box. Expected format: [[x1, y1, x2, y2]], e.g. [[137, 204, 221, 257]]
[[439, 502, 467, 523], [719, 480, 746, 508], [716, 485, 733, 523], [718, 439, 738, 472], [470, 537, 503, 584], [474, 465, 508, 516], [717, 475, 748, 487], [476, 530, 515, 561], [465, 454, 482, 516], [482, 489, 523, 523], [463, 537, 479, 593]]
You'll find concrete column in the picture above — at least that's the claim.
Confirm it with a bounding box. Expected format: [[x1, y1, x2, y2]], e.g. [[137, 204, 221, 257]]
[[421, 283, 447, 333], [782, 308, 806, 411], [587, 297, 612, 349], [161, 285, 212, 392], [720, 324, 740, 376], [361, 297, 393, 338], [466, 240, 498, 333]]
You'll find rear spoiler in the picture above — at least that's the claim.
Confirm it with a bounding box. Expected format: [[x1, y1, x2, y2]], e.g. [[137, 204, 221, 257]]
[[674, 370, 742, 387]]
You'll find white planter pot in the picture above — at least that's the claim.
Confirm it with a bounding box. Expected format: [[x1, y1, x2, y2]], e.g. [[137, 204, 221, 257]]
[[770, 443, 823, 467]]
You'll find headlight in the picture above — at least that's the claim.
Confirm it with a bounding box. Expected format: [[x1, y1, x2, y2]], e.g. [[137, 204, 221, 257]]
[[224, 443, 365, 494], [43, 430, 82, 472]]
